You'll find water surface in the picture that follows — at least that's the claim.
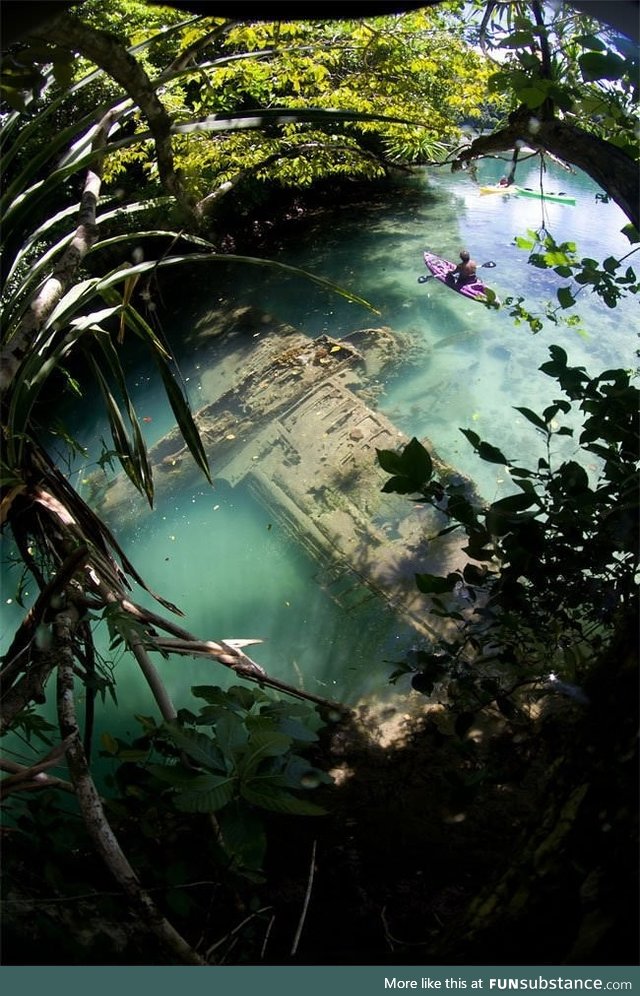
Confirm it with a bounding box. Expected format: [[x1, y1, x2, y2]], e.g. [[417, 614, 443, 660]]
[[2, 161, 637, 747]]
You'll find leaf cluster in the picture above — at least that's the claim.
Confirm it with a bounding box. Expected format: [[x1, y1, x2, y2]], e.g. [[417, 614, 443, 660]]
[[499, 230, 640, 335], [477, 1, 639, 158], [378, 347, 639, 719], [102, 685, 331, 878], [74, 4, 499, 199]]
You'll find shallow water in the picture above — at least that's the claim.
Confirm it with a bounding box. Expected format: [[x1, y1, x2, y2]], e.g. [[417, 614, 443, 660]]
[[2, 161, 637, 745]]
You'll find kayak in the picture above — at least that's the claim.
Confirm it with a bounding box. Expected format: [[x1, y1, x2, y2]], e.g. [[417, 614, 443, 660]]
[[512, 185, 576, 205], [479, 183, 575, 205], [479, 184, 513, 195], [423, 251, 490, 303]]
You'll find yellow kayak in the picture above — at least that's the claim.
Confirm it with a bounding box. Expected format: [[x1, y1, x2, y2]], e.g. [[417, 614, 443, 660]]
[[479, 184, 511, 195]]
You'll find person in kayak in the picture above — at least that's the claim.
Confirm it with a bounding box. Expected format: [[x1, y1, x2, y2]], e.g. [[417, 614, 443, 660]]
[[447, 249, 477, 287]]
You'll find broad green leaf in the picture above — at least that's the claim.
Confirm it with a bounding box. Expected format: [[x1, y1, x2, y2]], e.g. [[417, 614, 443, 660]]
[[247, 729, 292, 756], [517, 85, 547, 108], [514, 406, 549, 431], [489, 492, 539, 513], [274, 716, 318, 743], [621, 223, 639, 244], [575, 33, 606, 52], [415, 572, 458, 595], [215, 710, 249, 755], [447, 493, 479, 528], [381, 475, 416, 495], [559, 461, 589, 494], [376, 448, 404, 475], [400, 437, 433, 485], [478, 441, 508, 465], [240, 783, 326, 816], [174, 773, 236, 813], [192, 684, 252, 711], [147, 763, 204, 788], [227, 685, 268, 710], [217, 802, 267, 870], [162, 723, 227, 771], [578, 51, 626, 82], [514, 236, 536, 250]]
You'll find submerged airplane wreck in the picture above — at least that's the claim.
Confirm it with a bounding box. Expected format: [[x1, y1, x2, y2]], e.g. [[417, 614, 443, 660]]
[[91, 312, 481, 642]]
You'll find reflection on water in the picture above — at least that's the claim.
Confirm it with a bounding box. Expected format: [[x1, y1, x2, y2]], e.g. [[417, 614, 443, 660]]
[[2, 163, 637, 735]]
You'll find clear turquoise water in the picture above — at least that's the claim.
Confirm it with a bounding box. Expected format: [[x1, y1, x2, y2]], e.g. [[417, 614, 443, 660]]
[[2, 161, 637, 753]]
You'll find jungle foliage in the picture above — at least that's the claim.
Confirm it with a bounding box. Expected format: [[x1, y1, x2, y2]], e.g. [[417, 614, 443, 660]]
[[455, 0, 639, 227], [378, 349, 639, 724], [2, 0, 499, 226]]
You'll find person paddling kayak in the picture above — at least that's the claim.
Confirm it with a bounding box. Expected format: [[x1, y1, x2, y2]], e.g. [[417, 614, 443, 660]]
[[446, 249, 477, 287]]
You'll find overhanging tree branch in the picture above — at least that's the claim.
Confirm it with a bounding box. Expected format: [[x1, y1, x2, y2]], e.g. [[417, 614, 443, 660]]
[[452, 109, 639, 229], [31, 12, 195, 220]]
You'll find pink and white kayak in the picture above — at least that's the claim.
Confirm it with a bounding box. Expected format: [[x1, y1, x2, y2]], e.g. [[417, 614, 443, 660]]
[[423, 251, 489, 303]]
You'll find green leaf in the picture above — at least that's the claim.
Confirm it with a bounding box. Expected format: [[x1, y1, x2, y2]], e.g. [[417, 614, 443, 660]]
[[514, 236, 536, 250], [274, 716, 318, 743], [447, 493, 479, 528], [162, 723, 227, 771], [559, 461, 589, 494], [579, 51, 626, 82], [100, 732, 119, 755], [191, 685, 230, 707], [621, 223, 639, 244], [575, 33, 606, 52], [478, 442, 508, 465], [215, 711, 249, 755], [381, 475, 416, 495], [217, 802, 267, 871], [517, 85, 547, 108], [490, 492, 539, 513], [240, 783, 326, 816], [174, 773, 236, 813], [415, 572, 459, 595], [152, 346, 212, 485], [171, 106, 425, 138], [246, 729, 292, 758], [400, 437, 433, 485], [147, 763, 202, 788], [514, 406, 549, 432], [376, 448, 404, 475], [556, 286, 575, 309]]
